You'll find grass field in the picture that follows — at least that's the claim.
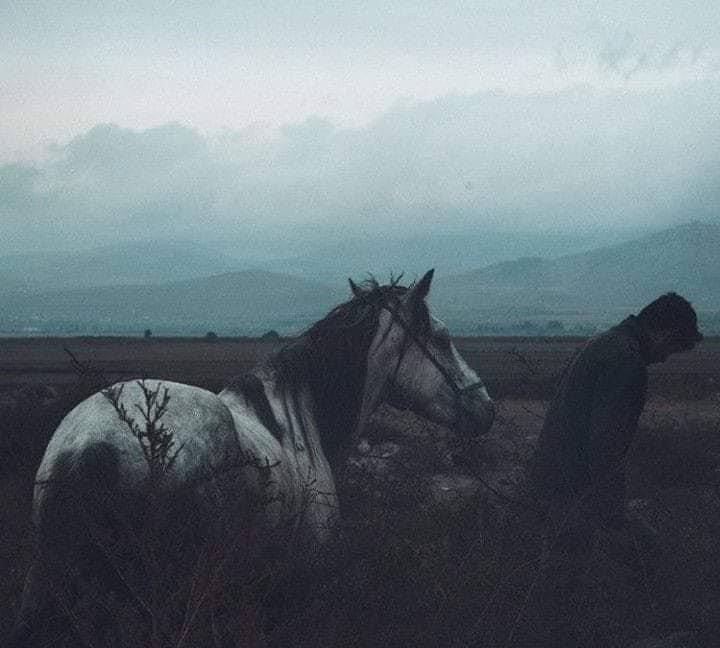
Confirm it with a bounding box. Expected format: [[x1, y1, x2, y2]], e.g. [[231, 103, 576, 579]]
[[1, 336, 719, 646], [2, 335, 718, 397]]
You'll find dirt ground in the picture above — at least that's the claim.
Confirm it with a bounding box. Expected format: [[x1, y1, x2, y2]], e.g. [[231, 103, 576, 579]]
[[1, 336, 719, 646], [2, 335, 717, 397]]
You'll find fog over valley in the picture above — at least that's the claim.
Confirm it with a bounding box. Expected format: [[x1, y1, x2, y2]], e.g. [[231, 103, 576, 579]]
[[1, 222, 718, 336]]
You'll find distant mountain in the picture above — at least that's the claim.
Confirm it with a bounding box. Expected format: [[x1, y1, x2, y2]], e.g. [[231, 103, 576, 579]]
[[2, 222, 718, 336], [0, 270, 345, 336], [0, 240, 244, 292], [247, 229, 646, 284], [434, 221, 720, 331], [0, 228, 647, 293]]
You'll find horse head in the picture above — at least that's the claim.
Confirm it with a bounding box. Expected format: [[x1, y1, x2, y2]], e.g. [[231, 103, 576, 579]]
[[354, 269, 496, 439]]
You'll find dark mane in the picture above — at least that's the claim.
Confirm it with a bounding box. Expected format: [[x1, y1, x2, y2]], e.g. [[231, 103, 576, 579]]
[[270, 277, 409, 461], [275, 276, 411, 378], [224, 275, 431, 463]]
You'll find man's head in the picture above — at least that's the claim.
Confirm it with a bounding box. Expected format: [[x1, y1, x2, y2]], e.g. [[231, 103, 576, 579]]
[[637, 292, 703, 362]]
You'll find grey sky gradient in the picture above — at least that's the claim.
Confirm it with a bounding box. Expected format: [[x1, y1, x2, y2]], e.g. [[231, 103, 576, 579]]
[[2, 2, 719, 254]]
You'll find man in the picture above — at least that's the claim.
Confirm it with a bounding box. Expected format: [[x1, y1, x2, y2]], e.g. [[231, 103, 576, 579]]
[[530, 292, 703, 528]]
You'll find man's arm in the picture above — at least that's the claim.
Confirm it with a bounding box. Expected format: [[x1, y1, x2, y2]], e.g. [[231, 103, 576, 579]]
[[585, 358, 647, 525]]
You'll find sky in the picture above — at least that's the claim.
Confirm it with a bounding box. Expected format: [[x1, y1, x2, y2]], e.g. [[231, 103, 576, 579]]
[[1, 1, 720, 255]]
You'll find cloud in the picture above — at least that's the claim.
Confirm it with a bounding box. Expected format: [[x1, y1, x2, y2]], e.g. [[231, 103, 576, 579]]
[[555, 24, 720, 87], [2, 77, 720, 256]]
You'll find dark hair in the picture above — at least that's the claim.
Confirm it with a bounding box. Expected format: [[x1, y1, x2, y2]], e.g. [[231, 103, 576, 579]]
[[637, 292, 702, 342]]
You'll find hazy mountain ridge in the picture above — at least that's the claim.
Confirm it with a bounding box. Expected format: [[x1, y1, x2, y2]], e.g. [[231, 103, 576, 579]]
[[1, 222, 718, 335], [0, 228, 644, 293], [0, 270, 343, 336], [433, 221, 720, 331], [248, 228, 647, 284], [0, 240, 245, 292]]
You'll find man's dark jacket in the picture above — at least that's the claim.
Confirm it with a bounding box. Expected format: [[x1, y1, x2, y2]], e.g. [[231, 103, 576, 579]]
[[530, 316, 651, 521]]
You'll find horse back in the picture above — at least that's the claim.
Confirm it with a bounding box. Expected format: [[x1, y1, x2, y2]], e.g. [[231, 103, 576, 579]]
[[22, 380, 262, 645], [33, 380, 240, 518]]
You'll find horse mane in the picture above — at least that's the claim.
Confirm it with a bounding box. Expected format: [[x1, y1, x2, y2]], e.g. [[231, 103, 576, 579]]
[[271, 276, 407, 459], [225, 275, 430, 462], [273, 275, 409, 385]]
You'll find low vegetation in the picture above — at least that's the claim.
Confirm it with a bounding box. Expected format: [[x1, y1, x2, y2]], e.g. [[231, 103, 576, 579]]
[[1, 340, 719, 646]]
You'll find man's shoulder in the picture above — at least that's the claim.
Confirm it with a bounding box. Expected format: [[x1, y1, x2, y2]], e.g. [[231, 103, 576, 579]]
[[583, 323, 645, 367], [597, 324, 641, 352]]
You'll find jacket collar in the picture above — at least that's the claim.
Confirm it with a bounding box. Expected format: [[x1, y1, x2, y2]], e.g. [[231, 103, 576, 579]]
[[616, 315, 654, 364]]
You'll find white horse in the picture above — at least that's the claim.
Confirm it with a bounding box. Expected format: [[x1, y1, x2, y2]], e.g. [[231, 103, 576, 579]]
[[11, 270, 495, 646]]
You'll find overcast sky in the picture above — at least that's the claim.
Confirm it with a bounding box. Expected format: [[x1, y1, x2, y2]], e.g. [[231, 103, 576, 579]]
[[2, 2, 719, 254]]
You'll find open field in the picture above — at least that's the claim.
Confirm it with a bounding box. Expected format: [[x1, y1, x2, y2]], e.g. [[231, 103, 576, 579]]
[[1, 336, 719, 646], [2, 335, 719, 398]]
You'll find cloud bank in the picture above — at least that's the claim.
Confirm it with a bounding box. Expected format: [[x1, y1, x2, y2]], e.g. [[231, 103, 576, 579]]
[[2, 78, 719, 256]]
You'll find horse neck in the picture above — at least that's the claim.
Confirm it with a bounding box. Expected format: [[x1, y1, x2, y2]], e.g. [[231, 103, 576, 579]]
[[272, 337, 369, 468]]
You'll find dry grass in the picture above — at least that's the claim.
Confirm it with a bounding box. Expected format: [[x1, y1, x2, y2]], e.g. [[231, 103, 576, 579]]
[[1, 338, 719, 646]]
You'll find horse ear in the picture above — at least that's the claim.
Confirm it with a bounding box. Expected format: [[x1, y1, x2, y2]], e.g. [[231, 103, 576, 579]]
[[348, 278, 363, 298], [409, 269, 434, 303]]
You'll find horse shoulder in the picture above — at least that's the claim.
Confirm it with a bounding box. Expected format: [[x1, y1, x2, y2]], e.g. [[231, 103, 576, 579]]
[[217, 386, 285, 460]]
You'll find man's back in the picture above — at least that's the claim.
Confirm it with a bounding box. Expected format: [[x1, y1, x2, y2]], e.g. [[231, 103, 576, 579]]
[[530, 316, 649, 509]]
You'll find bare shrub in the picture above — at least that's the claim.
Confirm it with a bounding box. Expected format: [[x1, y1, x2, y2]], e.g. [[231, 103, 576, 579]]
[[103, 380, 182, 485], [37, 380, 285, 648]]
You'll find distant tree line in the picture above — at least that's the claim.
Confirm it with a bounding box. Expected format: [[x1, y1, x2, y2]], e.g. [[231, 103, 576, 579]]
[[473, 320, 599, 336], [2, 313, 719, 337]]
